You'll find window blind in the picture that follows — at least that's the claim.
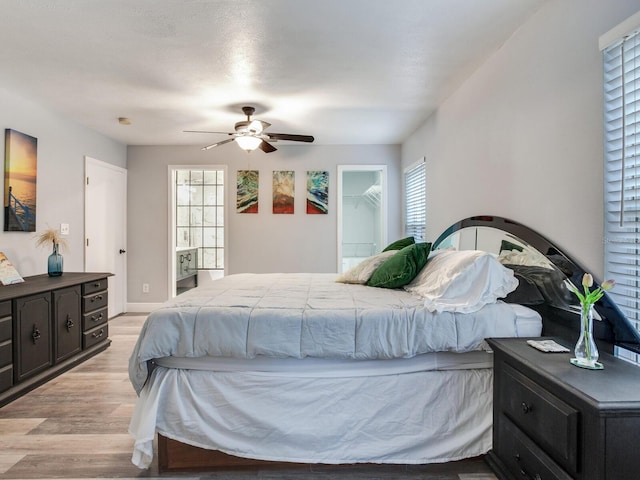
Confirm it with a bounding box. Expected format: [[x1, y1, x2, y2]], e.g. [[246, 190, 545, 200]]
[[604, 30, 640, 362], [404, 160, 426, 242]]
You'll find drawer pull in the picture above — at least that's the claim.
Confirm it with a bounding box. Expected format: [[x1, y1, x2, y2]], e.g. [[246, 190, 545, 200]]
[[92, 329, 104, 339], [66, 314, 74, 331], [91, 313, 104, 323], [186, 253, 192, 261], [31, 325, 41, 343], [93, 282, 101, 288], [521, 402, 532, 414], [91, 294, 103, 302], [514, 453, 542, 480], [180, 254, 185, 263]]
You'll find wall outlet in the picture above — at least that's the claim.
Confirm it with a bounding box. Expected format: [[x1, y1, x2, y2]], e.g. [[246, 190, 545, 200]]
[[142, 283, 150, 293], [60, 223, 69, 235]]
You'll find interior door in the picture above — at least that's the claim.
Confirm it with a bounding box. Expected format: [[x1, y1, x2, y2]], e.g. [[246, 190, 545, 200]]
[[84, 157, 127, 318], [337, 165, 387, 273]]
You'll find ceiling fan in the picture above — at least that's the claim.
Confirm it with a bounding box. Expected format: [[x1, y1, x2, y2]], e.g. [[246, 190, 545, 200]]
[[185, 106, 315, 153]]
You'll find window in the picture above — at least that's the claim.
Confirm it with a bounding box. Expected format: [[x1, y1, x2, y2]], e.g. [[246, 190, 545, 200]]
[[603, 26, 640, 363], [404, 159, 426, 242], [175, 169, 225, 270]]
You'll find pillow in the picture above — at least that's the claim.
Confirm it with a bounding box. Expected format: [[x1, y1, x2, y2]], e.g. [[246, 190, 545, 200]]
[[367, 242, 431, 289], [382, 236, 415, 252], [404, 249, 518, 313], [336, 250, 397, 284]]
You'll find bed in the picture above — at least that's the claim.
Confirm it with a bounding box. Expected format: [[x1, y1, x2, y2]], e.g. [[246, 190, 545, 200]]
[[128, 215, 640, 472]]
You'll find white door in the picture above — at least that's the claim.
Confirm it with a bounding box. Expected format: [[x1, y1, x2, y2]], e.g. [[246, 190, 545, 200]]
[[84, 157, 127, 318]]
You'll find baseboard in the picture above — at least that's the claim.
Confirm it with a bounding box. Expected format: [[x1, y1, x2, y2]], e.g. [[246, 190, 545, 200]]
[[126, 302, 164, 313]]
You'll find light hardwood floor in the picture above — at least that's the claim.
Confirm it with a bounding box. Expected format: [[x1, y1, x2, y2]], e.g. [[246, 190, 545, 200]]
[[0, 314, 497, 480]]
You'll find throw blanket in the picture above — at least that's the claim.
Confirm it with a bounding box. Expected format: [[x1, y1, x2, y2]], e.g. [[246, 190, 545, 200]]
[[129, 273, 524, 393]]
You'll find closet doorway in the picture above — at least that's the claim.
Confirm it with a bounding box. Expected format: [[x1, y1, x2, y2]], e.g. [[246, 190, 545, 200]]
[[337, 165, 387, 273]]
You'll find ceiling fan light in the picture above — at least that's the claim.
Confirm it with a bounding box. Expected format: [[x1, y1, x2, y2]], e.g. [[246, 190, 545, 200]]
[[235, 135, 262, 152]]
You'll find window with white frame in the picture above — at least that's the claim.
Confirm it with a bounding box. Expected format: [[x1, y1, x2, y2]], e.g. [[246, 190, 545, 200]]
[[404, 159, 426, 242], [603, 24, 640, 363], [175, 169, 225, 270]]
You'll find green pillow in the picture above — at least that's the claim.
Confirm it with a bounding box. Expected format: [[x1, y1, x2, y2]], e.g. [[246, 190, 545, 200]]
[[382, 236, 415, 252], [367, 242, 432, 288]]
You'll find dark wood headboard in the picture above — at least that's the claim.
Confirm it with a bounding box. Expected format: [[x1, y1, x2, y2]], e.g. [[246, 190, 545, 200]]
[[433, 215, 640, 356]]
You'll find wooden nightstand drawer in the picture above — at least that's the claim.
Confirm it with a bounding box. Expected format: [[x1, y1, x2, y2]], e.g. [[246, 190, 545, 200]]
[[83, 278, 108, 296], [83, 291, 108, 313], [83, 323, 108, 349], [82, 307, 107, 331], [498, 415, 572, 480], [500, 362, 578, 474]]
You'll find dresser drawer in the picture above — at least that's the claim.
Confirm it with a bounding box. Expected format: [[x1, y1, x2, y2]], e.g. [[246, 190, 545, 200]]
[[83, 323, 108, 349], [0, 300, 11, 318], [83, 278, 108, 296], [0, 315, 11, 343], [82, 307, 107, 331], [0, 340, 11, 367], [83, 291, 108, 313], [0, 364, 12, 393], [498, 415, 573, 480], [500, 362, 579, 474]]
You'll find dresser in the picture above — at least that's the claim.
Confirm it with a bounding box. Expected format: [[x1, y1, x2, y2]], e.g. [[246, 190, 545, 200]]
[[486, 338, 640, 480], [0, 272, 111, 407]]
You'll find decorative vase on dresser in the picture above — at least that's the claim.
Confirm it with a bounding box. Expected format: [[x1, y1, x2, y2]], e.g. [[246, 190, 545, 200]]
[[47, 243, 63, 277]]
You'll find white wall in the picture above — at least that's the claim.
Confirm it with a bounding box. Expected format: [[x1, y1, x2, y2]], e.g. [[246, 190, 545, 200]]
[[127, 144, 401, 304], [402, 0, 640, 279], [0, 86, 126, 277]]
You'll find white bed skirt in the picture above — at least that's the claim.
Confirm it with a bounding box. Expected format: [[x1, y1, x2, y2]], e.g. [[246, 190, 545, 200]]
[[129, 365, 493, 469]]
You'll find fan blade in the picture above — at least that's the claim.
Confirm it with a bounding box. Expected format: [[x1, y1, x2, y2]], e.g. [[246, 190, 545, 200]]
[[202, 138, 236, 150], [259, 140, 277, 153], [185, 130, 234, 135], [267, 133, 314, 143]]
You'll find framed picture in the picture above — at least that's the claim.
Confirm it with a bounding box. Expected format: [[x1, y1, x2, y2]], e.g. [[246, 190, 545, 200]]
[[273, 171, 295, 214], [236, 170, 259, 213], [306, 171, 328, 214], [4, 129, 37, 232]]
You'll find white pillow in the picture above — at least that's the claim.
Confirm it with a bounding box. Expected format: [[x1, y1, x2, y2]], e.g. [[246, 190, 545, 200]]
[[405, 249, 518, 313], [336, 250, 397, 284]]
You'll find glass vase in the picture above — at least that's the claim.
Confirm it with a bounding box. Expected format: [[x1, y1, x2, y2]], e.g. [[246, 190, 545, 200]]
[[48, 243, 63, 277], [572, 304, 599, 368]]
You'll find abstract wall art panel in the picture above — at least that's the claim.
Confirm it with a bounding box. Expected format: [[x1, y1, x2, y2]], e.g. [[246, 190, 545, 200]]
[[4, 129, 37, 232], [273, 170, 294, 214], [306, 170, 328, 214], [236, 170, 259, 213]]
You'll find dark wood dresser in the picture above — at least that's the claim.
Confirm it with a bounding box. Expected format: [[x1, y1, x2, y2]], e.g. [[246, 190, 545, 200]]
[[0, 272, 111, 407], [486, 337, 640, 480]]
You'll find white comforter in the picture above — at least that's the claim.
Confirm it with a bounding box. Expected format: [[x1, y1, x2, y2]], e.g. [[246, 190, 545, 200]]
[[129, 273, 528, 393]]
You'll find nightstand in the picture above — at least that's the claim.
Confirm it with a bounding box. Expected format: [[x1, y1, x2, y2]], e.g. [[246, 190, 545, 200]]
[[486, 337, 640, 480]]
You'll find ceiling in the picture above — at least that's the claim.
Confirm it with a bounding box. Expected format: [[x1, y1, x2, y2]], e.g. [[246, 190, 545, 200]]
[[0, 0, 544, 147]]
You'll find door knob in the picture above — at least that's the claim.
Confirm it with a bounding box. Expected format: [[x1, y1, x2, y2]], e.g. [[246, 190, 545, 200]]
[[119, 249, 126, 254]]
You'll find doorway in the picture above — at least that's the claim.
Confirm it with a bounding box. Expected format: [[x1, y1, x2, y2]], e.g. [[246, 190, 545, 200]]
[[84, 157, 127, 318], [169, 166, 227, 298], [337, 165, 387, 273]]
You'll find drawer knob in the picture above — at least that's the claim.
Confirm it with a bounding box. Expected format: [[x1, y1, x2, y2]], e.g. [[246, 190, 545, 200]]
[[66, 314, 74, 331], [31, 325, 41, 343], [521, 402, 532, 414], [514, 453, 542, 480], [93, 282, 101, 288]]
